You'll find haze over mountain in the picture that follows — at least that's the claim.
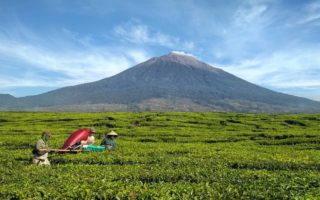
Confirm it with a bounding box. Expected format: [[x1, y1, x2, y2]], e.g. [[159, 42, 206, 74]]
[[1, 52, 319, 113]]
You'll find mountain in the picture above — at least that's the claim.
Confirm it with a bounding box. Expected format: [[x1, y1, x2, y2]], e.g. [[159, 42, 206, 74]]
[[0, 94, 16, 108], [1, 52, 320, 113]]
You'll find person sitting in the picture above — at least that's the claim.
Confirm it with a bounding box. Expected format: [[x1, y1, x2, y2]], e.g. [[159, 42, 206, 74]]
[[100, 131, 118, 150], [32, 131, 52, 166], [82, 133, 95, 146], [71, 128, 96, 150]]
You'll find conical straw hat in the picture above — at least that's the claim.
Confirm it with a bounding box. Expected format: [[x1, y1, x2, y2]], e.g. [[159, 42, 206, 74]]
[[107, 131, 118, 136]]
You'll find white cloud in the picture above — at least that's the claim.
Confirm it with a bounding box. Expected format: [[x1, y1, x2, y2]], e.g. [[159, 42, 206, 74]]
[[0, 25, 151, 93], [114, 21, 194, 51], [201, 0, 278, 63], [126, 49, 150, 63], [171, 51, 196, 57], [298, 13, 320, 25], [218, 48, 320, 91], [0, 77, 48, 88], [0, 40, 132, 81], [312, 96, 320, 101], [296, 1, 320, 25], [234, 4, 268, 26]]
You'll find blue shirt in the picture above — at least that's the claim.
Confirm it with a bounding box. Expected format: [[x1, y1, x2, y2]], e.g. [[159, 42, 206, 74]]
[[100, 138, 116, 150]]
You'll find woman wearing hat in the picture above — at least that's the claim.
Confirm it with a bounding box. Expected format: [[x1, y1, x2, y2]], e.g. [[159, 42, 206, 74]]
[[100, 131, 118, 150]]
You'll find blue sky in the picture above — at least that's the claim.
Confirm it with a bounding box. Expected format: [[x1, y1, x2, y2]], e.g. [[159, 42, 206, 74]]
[[0, 0, 320, 101]]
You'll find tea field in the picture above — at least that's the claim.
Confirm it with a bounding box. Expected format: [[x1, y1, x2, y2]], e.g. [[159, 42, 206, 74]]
[[0, 112, 320, 199]]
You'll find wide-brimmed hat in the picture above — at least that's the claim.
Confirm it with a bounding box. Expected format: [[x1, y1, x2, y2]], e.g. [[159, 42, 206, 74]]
[[106, 131, 118, 137]]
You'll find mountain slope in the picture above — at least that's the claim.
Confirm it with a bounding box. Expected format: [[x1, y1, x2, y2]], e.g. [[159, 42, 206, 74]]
[[0, 94, 17, 108], [1, 52, 320, 112]]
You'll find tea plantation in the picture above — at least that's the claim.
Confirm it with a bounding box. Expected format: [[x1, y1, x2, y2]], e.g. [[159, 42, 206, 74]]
[[0, 112, 320, 199]]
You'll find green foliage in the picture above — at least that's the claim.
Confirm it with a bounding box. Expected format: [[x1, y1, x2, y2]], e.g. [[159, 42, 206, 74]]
[[0, 112, 320, 199]]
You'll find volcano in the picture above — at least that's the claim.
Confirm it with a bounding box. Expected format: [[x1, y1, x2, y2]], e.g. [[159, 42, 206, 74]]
[[1, 52, 319, 113]]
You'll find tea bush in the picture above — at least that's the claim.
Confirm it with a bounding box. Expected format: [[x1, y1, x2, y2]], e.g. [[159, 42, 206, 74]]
[[0, 112, 319, 199]]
